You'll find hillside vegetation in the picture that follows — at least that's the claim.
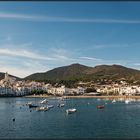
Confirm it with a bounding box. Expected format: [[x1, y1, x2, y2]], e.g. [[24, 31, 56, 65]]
[[24, 63, 140, 86]]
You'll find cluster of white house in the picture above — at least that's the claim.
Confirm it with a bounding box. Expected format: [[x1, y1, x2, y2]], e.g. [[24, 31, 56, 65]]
[[0, 73, 40, 96], [47, 85, 85, 96], [0, 72, 86, 96], [96, 84, 140, 96], [1, 72, 140, 96]]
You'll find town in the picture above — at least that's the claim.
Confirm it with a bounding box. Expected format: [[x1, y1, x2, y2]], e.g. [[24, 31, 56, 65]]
[[1, 72, 140, 97]]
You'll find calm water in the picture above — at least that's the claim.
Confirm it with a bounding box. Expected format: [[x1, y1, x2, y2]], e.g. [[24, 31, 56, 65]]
[[0, 97, 140, 138]]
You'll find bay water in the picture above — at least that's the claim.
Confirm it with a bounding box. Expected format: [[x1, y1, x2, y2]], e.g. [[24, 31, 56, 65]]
[[0, 97, 140, 138]]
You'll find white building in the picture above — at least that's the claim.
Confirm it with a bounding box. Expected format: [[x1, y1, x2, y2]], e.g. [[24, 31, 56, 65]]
[[47, 85, 70, 96], [70, 86, 85, 95]]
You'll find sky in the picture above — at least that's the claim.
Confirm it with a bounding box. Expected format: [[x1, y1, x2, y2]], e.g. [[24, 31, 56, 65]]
[[0, 2, 140, 78]]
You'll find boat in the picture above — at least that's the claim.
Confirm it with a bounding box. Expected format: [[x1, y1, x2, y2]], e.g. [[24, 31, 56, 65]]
[[57, 104, 65, 107], [112, 99, 116, 103], [29, 104, 38, 108], [97, 105, 105, 109], [26, 102, 32, 106], [47, 105, 54, 109], [66, 108, 77, 114], [39, 99, 48, 104], [125, 99, 131, 104], [36, 106, 49, 112]]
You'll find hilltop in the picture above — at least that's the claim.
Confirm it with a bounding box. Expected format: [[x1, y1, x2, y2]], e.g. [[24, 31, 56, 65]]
[[24, 63, 140, 84]]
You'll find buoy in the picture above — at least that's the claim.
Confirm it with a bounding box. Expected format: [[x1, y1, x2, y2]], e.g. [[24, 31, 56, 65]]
[[13, 118, 15, 122], [30, 110, 32, 112]]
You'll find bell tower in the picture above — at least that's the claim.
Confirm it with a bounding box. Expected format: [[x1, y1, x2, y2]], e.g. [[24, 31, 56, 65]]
[[5, 72, 9, 81]]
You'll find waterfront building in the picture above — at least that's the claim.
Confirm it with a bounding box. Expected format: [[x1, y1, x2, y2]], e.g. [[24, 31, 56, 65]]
[[47, 85, 70, 96], [47, 85, 86, 96]]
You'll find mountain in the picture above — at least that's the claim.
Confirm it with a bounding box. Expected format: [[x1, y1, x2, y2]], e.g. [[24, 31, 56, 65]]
[[86, 64, 140, 81], [24, 63, 140, 83], [25, 63, 92, 81], [0, 72, 21, 81]]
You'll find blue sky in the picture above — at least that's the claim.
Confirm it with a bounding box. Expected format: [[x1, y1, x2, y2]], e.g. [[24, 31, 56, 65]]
[[0, 2, 140, 77]]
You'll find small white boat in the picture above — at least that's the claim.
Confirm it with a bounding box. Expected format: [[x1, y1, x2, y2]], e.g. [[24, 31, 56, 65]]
[[112, 99, 116, 103], [47, 105, 54, 109], [58, 104, 65, 107], [125, 100, 131, 104], [66, 108, 77, 114], [36, 106, 49, 111], [39, 99, 48, 104], [26, 102, 32, 105]]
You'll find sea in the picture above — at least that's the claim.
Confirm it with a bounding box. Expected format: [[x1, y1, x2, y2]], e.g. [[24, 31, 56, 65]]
[[0, 97, 140, 138]]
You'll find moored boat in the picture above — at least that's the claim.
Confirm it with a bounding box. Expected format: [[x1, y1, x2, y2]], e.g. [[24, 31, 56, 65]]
[[112, 99, 116, 103], [47, 105, 54, 109], [36, 106, 49, 111], [97, 105, 105, 109], [39, 99, 48, 104], [57, 104, 65, 107], [125, 99, 131, 104], [29, 104, 38, 108], [66, 108, 77, 114], [26, 102, 32, 106]]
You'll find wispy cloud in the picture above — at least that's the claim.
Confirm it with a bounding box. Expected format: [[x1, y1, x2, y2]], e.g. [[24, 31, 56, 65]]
[[1, 12, 140, 24], [0, 43, 79, 77], [79, 56, 102, 61], [91, 44, 130, 50], [0, 40, 136, 77], [0, 66, 33, 78], [0, 63, 50, 78], [49, 47, 77, 62], [0, 48, 54, 60]]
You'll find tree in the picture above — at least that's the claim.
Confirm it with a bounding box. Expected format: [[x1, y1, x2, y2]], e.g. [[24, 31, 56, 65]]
[[86, 87, 96, 93]]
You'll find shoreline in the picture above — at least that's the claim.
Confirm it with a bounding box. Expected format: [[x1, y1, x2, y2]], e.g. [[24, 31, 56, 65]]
[[24, 95, 140, 99]]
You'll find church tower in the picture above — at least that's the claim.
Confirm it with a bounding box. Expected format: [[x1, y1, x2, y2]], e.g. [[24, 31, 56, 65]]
[[5, 72, 9, 81]]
